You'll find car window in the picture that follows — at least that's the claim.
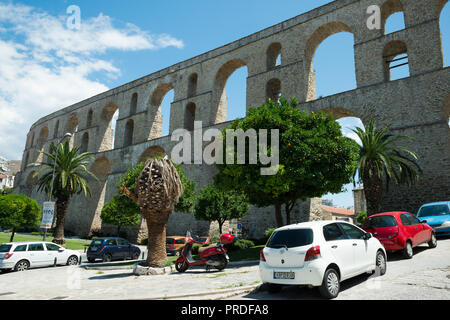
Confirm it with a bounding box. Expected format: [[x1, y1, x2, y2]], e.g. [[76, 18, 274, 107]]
[[28, 243, 44, 251], [0, 244, 12, 253], [90, 239, 103, 246], [175, 238, 185, 245], [166, 238, 174, 245], [365, 215, 397, 228], [45, 243, 61, 251], [105, 239, 117, 246], [418, 205, 450, 217], [406, 214, 420, 225], [267, 229, 313, 248], [199, 237, 208, 243], [339, 223, 366, 240], [323, 224, 347, 241], [117, 239, 129, 246], [14, 245, 27, 252], [400, 214, 411, 226]]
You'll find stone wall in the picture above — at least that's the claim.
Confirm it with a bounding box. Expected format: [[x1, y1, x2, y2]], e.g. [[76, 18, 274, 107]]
[[14, 0, 450, 240]]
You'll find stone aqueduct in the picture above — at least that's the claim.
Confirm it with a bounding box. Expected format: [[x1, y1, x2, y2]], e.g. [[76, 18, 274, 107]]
[[14, 0, 450, 240]]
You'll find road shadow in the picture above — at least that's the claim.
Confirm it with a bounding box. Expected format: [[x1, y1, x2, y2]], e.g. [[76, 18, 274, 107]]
[[386, 245, 430, 262], [88, 272, 134, 280], [242, 272, 377, 300]]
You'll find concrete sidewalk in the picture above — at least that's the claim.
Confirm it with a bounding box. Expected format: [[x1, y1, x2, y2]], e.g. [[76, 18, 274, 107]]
[[0, 260, 261, 300]]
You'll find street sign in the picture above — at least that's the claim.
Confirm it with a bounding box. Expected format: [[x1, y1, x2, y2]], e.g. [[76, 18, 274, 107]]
[[41, 202, 55, 229], [237, 223, 242, 230]]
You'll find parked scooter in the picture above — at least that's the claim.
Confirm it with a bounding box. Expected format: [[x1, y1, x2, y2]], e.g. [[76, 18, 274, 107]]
[[175, 232, 234, 272]]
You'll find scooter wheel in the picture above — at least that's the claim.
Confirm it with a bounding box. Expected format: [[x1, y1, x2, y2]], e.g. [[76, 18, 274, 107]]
[[175, 261, 189, 273], [215, 255, 228, 271]]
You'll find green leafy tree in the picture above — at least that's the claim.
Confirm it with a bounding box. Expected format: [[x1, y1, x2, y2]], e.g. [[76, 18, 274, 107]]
[[352, 119, 421, 215], [194, 184, 250, 234], [0, 194, 41, 242], [214, 97, 360, 227], [356, 210, 368, 226], [101, 195, 140, 235], [31, 141, 97, 244]]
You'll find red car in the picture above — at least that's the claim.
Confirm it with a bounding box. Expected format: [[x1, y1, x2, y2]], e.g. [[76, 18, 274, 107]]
[[362, 212, 437, 259]]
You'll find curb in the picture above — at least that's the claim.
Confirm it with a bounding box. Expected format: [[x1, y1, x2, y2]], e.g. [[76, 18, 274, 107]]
[[81, 260, 260, 271], [141, 284, 262, 300]]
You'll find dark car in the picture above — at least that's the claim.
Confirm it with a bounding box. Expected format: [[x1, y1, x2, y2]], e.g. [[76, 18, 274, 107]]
[[87, 237, 141, 263]]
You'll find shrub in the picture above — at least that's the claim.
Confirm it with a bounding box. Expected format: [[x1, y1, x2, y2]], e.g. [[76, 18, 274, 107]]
[[224, 239, 255, 252], [264, 227, 276, 238]]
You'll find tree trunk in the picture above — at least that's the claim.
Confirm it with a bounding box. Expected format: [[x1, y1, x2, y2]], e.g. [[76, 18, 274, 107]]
[[274, 202, 283, 228], [117, 225, 121, 236], [363, 167, 383, 216], [10, 227, 16, 242], [144, 208, 171, 268], [53, 193, 70, 245], [284, 200, 296, 225], [218, 221, 224, 235]]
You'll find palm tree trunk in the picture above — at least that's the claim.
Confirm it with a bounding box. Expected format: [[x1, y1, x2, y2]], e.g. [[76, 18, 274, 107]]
[[53, 193, 70, 245], [363, 167, 383, 216], [144, 208, 171, 268]]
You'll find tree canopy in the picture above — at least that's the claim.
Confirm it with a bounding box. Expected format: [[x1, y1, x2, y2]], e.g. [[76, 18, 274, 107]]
[[0, 193, 41, 241], [194, 184, 250, 234], [214, 97, 360, 227]]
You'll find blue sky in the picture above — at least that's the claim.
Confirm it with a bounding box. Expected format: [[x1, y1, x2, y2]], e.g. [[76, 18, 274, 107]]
[[0, 1, 449, 207]]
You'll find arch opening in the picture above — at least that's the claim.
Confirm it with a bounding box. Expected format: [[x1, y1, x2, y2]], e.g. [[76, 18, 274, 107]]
[[124, 119, 134, 147], [266, 78, 281, 103], [322, 114, 365, 218], [130, 93, 138, 116], [53, 120, 59, 139], [81, 132, 89, 153], [138, 146, 167, 165], [99, 103, 119, 152], [267, 42, 282, 70], [184, 102, 196, 132], [440, 1, 450, 67], [213, 59, 248, 124], [150, 83, 174, 138], [305, 22, 356, 101], [383, 40, 410, 81], [65, 114, 79, 135], [188, 73, 198, 98], [381, 0, 405, 35], [87, 109, 94, 128]]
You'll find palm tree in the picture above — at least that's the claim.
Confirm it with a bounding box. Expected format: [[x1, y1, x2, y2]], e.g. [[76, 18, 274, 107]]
[[31, 141, 97, 244], [352, 119, 422, 216], [121, 158, 183, 268]]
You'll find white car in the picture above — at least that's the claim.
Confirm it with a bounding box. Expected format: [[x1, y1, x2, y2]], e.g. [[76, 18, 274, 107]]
[[0, 241, 81, 272], [259, 221, 387, 299]]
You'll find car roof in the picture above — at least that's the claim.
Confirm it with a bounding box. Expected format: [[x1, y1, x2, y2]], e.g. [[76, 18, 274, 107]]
[[274, 220, 352, 232], [166, 236, 185, 239], [1, 241, 57, 245], [368, 212, 410, 218], [419, 201, 450, 208]]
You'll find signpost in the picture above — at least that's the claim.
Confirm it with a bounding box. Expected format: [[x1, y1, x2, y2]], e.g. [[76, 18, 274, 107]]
[[41, 202, 55, 241]]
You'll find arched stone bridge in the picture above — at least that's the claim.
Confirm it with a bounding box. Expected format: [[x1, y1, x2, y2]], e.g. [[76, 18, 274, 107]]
[[14, 0, 450, 240]]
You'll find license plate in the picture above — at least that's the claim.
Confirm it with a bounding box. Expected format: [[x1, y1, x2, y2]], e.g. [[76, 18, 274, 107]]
[[90, 247, 97, 251], [273, 271, 295, 280]]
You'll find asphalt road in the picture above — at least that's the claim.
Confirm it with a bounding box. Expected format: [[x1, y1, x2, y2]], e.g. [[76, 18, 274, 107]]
[[231, 236, 450, 300], [0, 237, 449, 300]]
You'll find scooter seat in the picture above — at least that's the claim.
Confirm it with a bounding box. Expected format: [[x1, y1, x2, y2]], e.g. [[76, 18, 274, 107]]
[[198, 244, 217, 254]]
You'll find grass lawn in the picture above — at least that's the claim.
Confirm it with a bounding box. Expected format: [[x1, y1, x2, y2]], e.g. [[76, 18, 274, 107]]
[[0, 232, 91, 250]]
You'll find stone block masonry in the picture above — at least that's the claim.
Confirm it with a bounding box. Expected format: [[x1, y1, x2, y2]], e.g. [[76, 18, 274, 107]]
[[14, 0, 450, 240]]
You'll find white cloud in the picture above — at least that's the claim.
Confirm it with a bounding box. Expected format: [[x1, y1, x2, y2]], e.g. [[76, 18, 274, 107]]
[[0, 3, 184, 160]]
